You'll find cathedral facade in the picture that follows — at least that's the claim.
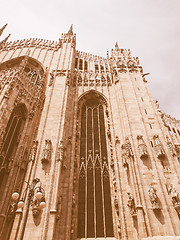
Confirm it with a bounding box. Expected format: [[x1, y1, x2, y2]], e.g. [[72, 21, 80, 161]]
[[0, 25, 180, 240]]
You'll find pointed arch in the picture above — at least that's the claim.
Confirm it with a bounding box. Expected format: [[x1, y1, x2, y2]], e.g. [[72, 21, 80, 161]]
[[77, 90, 114, 238], [78, 89, 108, 108], [0, 104, 27, 170], [0, 55, 46, 73], [0, 56, 46, 88]]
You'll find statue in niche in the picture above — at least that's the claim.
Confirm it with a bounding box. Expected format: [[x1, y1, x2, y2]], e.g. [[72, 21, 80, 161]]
[[137, 135, 148, 158], [114, 195, 119, 216], [127, 192, 136, 216], [166, 136, 176, 156], [121, 138, 133, 167], [30, 140, 38, 162], [148, 184, 160, 210], [125, 137, 134, 157], [121, 144, 128, 167], [56, 141, 63, 162], [49, 71, 55, 86], [153, 135, 165, 158], [168, 184, 180, 206], [41, 139, 52, 164], [174, 144, 180, 158]]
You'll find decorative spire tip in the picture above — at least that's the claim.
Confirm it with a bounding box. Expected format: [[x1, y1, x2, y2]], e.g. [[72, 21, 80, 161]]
[[0, 23, 8, 37], [68, 24, 73, 35]]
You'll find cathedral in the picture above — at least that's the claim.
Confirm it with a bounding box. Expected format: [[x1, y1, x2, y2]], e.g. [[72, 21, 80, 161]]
[[0, 24, 180, 240]]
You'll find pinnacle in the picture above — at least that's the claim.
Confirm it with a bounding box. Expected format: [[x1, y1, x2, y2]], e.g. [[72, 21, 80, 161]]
[[0, 33, 11, 49], [0, 23, 8, 37], [115, 42, 119, 50], [68, 24, 73, 35]]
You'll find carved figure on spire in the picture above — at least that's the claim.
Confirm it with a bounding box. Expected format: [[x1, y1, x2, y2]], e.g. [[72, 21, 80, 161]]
[[68, 24, 73, 35], [115, 42, 119, 51]]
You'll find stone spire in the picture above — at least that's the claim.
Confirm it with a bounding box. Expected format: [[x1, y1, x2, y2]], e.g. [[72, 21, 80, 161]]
[[115, 42, 119, 51], [68, 24, 73, 35], [0, 23, 8, 37], [0, 33, 11, 49]]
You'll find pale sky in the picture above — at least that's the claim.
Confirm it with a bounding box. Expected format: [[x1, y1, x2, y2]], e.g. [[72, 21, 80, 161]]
[[1, 0, 180, 119]]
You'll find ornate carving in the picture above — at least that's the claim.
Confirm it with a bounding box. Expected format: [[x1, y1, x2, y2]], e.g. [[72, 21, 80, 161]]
[[127, 192, 137, 216], [124, 137, 134, 157], [127, 60, 138, 72], [153, 135, 165, 158], [41, 139, 52, 164], [121, 137, 133, 167], [114, 195, 119, 216], [166, 136, 176, 156], [76, 69, 112, 87], [29, 140, 38, 162], [148, 184, 160, 210], [107, 125, 111, 141], [1, 38, 61, 51], [56, 141, 63, 162], [174, 144, 180, 158], [168, 184, 180, 213], [117, 60, 127, 73], [115, 135, 120, 145], [137, 135, 148, 158], [121, 144, 129, 167], [48, 71, 55, 86]]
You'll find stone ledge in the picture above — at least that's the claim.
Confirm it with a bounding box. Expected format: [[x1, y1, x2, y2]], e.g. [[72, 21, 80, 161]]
[[77, 238, 117, 240], [142, 236, 180, 240]]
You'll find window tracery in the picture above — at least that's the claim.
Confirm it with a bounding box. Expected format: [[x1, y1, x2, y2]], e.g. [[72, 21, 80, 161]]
[[0, 105, 26, 175], [77, 96, 114, 238]]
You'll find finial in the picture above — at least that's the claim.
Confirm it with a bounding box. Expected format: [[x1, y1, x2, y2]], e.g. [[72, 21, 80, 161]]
[[2, 33, 11, 43], [0, 33, 11, 49], [115, 42, 119, 50], [0, 24, 8, 37], [68, 24, 73, 35]]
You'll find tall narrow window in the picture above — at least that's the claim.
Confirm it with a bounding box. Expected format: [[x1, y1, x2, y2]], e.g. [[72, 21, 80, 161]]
[[0, 105, 26, 170], [78, 97, 114, 238], [79, 59, 83, 70], [84, 61, 88, 71], [75, 57, 78, 69], [95, 64, 99, 72]]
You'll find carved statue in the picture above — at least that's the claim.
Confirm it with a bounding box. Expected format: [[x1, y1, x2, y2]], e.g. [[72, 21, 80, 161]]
[[148, 184, 160, 210], [166, 136, 176, 156], [174, 144, 180, 158], [41, 139, 52, 163], [56, 141, 63, 162], [125, 137, 134, 157], [127, 192, 136, 216], [137, 135, 148, 158], [49, 71, 55, 86], [153, 135, 165, 158], [168, 184, 180, 206], [114, 195, 119, 216], [121, 144, 128, 167], [30, 140, 38, 162]]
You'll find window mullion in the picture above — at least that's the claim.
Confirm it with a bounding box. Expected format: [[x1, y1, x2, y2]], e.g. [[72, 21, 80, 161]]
[[85, 106, 88, 238], [0, 113, 15, 154], [4, 117, 20, 160], [97, 105, 106, 237], [92, 108, 96, 238]]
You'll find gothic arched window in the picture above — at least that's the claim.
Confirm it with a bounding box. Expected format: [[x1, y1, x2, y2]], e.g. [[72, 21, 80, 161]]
[[0, 105, 26, 171], [77, 96, 114, 238]]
